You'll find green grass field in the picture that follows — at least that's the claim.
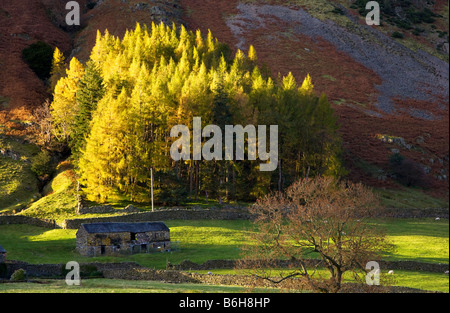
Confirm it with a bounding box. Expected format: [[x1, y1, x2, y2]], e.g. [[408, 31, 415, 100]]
[[0, 220, 251, 267], [0, 279, 276, 293], [1, 219, 447, 267], [0, 218, 448, 292], [190, 268, 449, 293]]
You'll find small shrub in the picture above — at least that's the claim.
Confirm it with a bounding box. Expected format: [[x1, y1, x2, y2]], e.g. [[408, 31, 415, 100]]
[[392, 31, 404, 39], [331, 7, 345, 15], [10, 268, 26, 281], [87, 1, 96, 10], [395, 20, 413, 30], [61, 264, 102, 278], [413, 27, 425, 36], [437, 30, 447, 38], [389, 153, 430, 188], [389, 152, 405, 167], [81, 264, 102, 278], [31, 150, 54, 177]]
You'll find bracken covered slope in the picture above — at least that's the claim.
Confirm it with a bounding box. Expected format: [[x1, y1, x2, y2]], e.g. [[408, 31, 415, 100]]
[[181, 0, 449, 196], [0, 0, 182, 136], [0, 0, 76, 134]]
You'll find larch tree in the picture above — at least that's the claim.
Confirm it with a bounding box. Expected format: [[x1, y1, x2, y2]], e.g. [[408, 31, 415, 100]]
[[61, 23, 346, 203], [51, 57, 85, 141], [78, 89, 130, 202], [49, 47, 66, 92]]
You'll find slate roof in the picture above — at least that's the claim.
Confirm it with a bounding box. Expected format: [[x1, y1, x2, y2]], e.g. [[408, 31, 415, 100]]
[[80, 222, 170, 234], [0, 245, 6, 253]]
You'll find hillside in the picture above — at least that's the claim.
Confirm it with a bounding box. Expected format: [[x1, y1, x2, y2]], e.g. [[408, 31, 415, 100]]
[[0, 0, 181, 136], [0, 0, 74, 137], [181, 0, 449, 197], [0, 0, 449, 211]]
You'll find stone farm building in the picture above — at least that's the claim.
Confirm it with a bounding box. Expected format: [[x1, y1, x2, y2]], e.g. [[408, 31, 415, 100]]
[[76, 222, 171, 257]]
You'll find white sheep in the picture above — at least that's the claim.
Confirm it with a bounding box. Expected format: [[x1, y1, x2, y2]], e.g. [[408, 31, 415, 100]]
[[388, 270, 395, 275]]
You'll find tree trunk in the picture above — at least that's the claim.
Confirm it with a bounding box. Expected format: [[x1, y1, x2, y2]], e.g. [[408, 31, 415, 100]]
[[278, 158, 282, 193], [189, 161, 194, 198]]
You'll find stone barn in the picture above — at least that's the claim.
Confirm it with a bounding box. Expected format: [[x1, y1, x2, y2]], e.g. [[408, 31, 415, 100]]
[[76, 222, 171, 257]]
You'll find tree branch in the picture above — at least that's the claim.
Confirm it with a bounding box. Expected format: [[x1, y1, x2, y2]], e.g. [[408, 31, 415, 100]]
[[256, 272, 304, 284]]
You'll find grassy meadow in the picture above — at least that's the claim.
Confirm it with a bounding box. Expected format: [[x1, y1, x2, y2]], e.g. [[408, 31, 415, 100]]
[[0, 218, 448, 292], [0, 278, 279, 293]]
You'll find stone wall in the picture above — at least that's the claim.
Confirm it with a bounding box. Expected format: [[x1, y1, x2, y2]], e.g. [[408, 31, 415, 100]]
[[1, 260, 446, 292], [378, 260, 450, 273], [0, 215, 57, 228], [4, 259, 446, 279], [0, 207, 447, 230], [77, 204, 141, 215], [169, 259, 450, 274], [381, 207, 449, 219], [3, 261, 63, 279], [63, 207, 250, 229], [1, 261, 141, 279]]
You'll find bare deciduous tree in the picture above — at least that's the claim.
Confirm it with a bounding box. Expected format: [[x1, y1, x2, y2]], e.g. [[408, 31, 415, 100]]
[[30, 99, 54, 148], [239, 176, 393, 293]]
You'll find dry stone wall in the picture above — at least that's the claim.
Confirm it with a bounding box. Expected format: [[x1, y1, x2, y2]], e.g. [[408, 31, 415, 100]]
[[169, 259, 449, 274], [1, 206, 447, 231], [1, 260, 447, 293], [63, 207, 250, 229], [0, 215, 57, 228], [77, 204, 141, 215]]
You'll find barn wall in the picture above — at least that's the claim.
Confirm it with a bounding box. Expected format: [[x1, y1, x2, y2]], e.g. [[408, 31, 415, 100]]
[[77, 230, 171, 257]]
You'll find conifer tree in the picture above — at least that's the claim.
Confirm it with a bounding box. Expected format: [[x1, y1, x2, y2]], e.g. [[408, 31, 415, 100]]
[[248, 45, 257, 63], [51, 57, 85, 141], [49, 47, 66, 92], [72, 23, 345, 203], [311, 93, 346, 177], [72, 61, 105, 157], [299, 73, 314, 95], [78, 89, 130, 201]]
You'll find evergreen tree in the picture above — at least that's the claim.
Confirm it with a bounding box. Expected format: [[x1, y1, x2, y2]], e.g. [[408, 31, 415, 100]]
[[211, 81, 233, 202], [311, 93, 346, 177], [72, 61, 105, 157]]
